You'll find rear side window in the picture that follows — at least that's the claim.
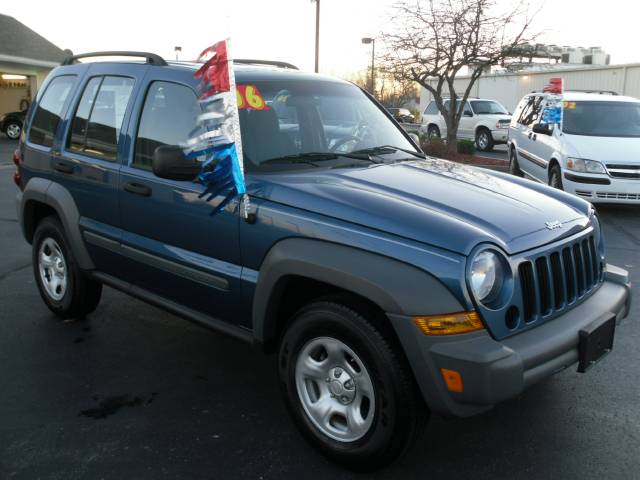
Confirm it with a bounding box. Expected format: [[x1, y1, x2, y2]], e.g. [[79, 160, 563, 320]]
[[68, 76, 135, 161], [424, 101, 438, 115], [28, 75, 76, 148], [518, 95, 543, 127], [134, 81, 202, 169]]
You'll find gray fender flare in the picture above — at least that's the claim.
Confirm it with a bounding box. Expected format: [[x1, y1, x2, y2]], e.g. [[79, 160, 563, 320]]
[[19, 178, 94, 270], [252, 238, 464, 346]]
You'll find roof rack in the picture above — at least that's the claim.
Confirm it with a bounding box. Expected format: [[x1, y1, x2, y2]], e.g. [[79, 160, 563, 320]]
[[233, 59, 299, 70], [530, 89, 618, 95], [61, 51, 167, 66]]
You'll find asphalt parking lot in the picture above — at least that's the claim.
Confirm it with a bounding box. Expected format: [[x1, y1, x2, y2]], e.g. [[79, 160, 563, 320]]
[[0, 138, 638, 479]]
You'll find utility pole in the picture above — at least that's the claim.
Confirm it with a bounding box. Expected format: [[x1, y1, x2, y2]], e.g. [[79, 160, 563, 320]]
[[314, 0, 320, 73], [361, 37, 375, 96]]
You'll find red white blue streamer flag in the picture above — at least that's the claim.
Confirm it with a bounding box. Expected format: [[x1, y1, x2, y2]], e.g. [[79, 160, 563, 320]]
[[541, 77, 563, 126], [184, 40, 249, 218]]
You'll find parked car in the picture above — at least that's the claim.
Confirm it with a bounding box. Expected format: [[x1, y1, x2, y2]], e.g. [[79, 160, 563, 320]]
[[13, 52, 631, 470], [387, 107, 415, 123], [508, 91, 640, 204], [421, 98, 511, 151], [1, 109, 26, 139]]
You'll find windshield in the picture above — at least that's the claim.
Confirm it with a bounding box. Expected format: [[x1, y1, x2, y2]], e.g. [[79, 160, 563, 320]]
[[470, 100, 508, 115], [562, 101, 640, 137], [236, 80, 417, 171]]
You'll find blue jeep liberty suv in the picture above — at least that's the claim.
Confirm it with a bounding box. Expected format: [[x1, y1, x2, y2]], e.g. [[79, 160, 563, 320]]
[[12, 52, 632, 469]]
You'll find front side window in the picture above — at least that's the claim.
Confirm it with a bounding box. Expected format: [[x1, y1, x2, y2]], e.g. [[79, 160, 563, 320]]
[[562, 101, 640, 137], [28, 75, 76, 148], [237, 80, 417, 171], [68, 76, 135, 161], [134, 81, 202, 169], [470, 100, 508, 115]]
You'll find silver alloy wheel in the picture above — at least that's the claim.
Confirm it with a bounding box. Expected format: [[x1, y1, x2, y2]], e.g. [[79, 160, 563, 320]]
[[38, 237, 67, 301], [6, 123, 21, 139], [477, 131, 489, 150], [295, 336, 375, 443]]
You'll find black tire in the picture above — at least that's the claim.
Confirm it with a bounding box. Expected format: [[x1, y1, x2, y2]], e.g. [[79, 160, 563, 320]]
[[32, 216, 102, 319], [427, 125, 441, 140], [509, 147, 524, 177], [475, 128, 494, 152], [4, 120, 21, 140], [549, 163, 564, 190], [278, 301, 427, 470]]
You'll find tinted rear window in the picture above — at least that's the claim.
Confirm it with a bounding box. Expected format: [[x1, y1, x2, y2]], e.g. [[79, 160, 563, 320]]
[[67, 76, 135, 161], [28, 75, 76, 148]]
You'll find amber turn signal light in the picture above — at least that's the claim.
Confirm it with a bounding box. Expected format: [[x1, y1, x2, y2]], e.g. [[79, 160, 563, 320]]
[[440, 368, 464, 393], [413, 311, 484, 336]]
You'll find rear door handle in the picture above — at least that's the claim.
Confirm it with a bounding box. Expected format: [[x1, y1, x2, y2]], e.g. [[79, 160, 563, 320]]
[[53, 161, 74, 174], [124, 182, 152, 197]]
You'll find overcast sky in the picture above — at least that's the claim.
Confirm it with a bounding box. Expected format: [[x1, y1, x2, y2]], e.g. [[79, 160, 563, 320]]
[[4, 0, 640, 76]]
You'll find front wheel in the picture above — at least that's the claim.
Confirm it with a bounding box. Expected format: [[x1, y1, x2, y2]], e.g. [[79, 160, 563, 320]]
[[549, 163, 564, 190], [5, 121, 21, 139], [278, 301, 426, 470], [475, 128, 494, 152], [427, 125, 441, 140]]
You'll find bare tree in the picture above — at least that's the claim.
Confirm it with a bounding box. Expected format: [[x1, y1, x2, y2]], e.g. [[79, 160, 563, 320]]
[[381, 0, 537, 152], [377, 70, 418, 109]]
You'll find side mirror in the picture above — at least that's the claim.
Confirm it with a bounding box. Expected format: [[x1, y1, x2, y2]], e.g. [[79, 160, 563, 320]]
[[463, 110, 473, 117], [532, 123, 553, 135], [152, 145, 200, 181]]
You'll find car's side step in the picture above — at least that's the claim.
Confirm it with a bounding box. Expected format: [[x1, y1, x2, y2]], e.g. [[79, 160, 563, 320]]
[[91, 271, 253, 344]]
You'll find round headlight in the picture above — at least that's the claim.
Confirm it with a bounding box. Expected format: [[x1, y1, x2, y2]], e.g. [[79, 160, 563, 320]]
[[470, 250, 503, 302]]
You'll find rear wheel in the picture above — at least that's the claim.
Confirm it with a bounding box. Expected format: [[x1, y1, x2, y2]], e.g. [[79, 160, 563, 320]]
[[278, 301, 426, 470], [475, 128, 494, 152], [549, 163, 564, 190], [509, 147, 524, 177], [33, 216, 102, 319]]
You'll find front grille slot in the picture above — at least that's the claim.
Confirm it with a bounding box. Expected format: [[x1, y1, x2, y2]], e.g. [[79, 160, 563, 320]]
[[517, 234, 600, 325], [550, 252, 564, 309], [518, 262, 535, 322], [535, 257, 551, 316]]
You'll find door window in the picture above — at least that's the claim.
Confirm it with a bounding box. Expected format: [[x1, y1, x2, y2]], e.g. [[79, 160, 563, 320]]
[[28, 75, 76, 148], [133, 81, 202, 170], [517, 95, 543, 127], [68, 76, 135, 161], [424, 101, 438, 115]]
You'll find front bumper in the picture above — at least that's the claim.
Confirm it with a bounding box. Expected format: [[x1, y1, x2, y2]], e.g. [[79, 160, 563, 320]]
[[491, 129, 509, 143], [389, 264, 631, 417], [563, 173, 640, 204]]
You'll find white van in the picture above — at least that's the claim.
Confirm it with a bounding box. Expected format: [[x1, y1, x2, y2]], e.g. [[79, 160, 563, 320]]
[[421, 98, 511, 151], [508, 91, 640, 204]]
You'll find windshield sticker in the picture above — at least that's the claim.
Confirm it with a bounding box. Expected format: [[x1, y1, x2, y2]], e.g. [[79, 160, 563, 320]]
[[184, 39, 249, 219], [237, 84, 270, 111]]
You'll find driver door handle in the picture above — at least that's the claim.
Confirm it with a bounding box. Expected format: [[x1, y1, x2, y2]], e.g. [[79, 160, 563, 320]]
[[124, 182, 152, 197]]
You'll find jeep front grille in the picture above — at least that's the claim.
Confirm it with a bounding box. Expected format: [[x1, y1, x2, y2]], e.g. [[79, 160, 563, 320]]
[[518, 235, 602, 323]]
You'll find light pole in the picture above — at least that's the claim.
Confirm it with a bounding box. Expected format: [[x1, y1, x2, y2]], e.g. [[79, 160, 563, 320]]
[[312, 0, 320, 72], [361, 37, 375, 96], [174, 46, 182, 61]]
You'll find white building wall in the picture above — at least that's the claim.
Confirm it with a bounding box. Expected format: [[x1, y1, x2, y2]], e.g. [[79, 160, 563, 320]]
[[420, 63, 640, 114]]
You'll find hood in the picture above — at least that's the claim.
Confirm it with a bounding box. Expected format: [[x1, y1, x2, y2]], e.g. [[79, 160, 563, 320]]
[[563, 134, 640, 163], [249, 159, 591, 255], [480, 113, 511, 121]]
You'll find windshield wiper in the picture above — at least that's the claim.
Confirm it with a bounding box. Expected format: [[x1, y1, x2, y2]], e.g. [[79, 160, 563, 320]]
[[261, 151, 378, 166], [351, 145, 425, 159]]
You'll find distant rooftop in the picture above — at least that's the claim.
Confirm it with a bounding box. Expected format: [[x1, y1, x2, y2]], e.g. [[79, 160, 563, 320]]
[[0, 14, 67, 66]]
